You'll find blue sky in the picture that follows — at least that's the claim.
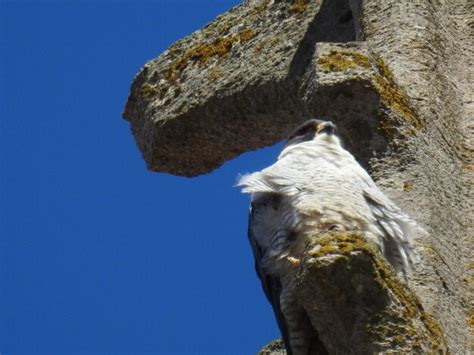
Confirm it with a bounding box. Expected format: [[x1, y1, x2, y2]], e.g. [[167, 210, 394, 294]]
[[1, 1, 284, 353]]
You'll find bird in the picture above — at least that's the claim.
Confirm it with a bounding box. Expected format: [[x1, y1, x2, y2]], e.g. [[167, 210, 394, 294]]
[[237, 118, 420, 355]]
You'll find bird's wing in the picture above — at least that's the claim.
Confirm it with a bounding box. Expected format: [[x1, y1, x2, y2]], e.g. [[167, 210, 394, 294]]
[[363, 189, 420, 274], [248, 193, 291, 350], [345, 158, 420, 273]]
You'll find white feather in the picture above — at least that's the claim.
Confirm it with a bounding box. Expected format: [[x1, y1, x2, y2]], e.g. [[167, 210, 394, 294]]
[[238, 131, 421, 275]]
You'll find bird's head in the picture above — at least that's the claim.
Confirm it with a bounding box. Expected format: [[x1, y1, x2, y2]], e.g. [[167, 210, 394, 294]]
[[284, 118, 340, 149]]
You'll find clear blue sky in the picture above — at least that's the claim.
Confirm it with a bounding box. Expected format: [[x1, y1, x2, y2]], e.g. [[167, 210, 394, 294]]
[[1, 1, 284, 353]]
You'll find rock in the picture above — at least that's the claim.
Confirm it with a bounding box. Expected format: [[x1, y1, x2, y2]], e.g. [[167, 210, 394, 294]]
[[297, 232, 447, 353], [123, 0, 356, 176], [258, 338, 286, 355], [123, 0, 473, 353]]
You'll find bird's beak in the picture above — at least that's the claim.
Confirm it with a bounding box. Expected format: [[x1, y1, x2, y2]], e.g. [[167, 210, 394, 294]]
[[316, 121, 336, 135]]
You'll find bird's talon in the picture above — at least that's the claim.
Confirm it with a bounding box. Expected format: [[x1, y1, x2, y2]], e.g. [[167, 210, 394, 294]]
[[287, 256, 301, 266]]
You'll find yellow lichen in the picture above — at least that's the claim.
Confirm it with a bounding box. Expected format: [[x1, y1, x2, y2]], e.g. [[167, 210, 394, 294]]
[[217, 23, 231, 35], [377, 113, 399, 138], [140, 83, 160, 99], [467, 314, 474, 335], [258, 338, 285, 354], [403, 181, 413, 192], [317, 52, 424, 134], [370, 241, 444, 351], [309, 232, 373, 259], [255, 36, 281, 53], [290, 0, 308, 15], [207, 68, 224, 81], [271, 36, 281, 46], [318, 50, 371, 72], [166, 29, 255, 82], [374, 55, 395, 82], [309, 232, 445, 351], [254, 41, 266, 53], [253, 1, 269, 15], [373, 55, 424, 130], [238, 28, 255, 43]]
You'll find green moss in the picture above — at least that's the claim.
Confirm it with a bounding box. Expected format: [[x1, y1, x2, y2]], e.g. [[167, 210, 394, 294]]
[[318, 50, 371, 72], [166, 28, 255, 82], [373, 55, 424, 131]]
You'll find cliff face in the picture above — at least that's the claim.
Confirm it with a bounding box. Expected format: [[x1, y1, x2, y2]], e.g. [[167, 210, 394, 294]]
[[123, 0, 473, 353]]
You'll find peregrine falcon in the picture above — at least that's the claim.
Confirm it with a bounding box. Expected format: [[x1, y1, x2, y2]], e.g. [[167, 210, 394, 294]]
[[238, 119, 419, 355]]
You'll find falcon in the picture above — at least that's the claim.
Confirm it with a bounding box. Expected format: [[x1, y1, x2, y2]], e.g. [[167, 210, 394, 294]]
[[238, 118, 419, 355]]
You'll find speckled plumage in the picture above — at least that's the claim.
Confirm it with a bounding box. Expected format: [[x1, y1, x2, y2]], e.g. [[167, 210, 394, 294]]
[[238, 119, 420, 355]]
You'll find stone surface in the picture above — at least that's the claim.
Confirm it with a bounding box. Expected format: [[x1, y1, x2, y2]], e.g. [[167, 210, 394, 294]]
[[258, 338, 286, 355], [297, 232, 447, 354], [123, 0, 473, 353], [123, 0, 355, 176]]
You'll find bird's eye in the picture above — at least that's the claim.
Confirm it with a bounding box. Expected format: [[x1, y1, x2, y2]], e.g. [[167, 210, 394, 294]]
[[285, 119, 328, 146], [297, 126, 311, 137], [288, 124, 313, 140]]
